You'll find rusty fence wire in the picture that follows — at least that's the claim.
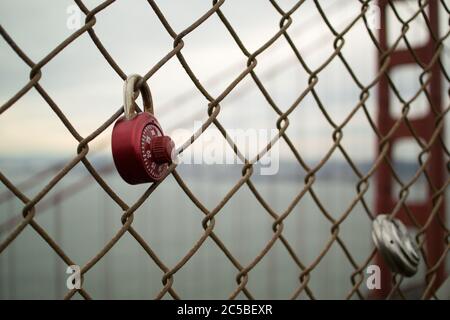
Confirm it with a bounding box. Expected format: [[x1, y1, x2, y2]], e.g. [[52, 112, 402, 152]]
[[0, 0, 449, 299]]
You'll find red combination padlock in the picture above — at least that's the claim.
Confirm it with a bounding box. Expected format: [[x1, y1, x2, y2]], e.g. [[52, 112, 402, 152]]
[[112, 75, 174, 184]]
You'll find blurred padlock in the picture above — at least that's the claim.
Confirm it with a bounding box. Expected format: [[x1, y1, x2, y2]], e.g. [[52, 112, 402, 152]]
[[372, 214, 420, 277]]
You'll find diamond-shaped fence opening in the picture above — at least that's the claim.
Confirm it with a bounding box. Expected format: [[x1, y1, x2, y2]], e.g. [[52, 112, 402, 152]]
[[0, 0, 449, 299]]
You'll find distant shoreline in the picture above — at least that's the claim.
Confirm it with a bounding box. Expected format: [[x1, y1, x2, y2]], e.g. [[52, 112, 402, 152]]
[[0, 156, 422, 182]]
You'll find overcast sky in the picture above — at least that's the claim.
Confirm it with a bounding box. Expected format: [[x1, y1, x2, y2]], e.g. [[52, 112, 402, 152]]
[[0, 0, 449, 163]]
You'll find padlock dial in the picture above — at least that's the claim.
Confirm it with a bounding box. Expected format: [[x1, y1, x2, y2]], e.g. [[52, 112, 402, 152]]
[[140, 123, 167, 181]]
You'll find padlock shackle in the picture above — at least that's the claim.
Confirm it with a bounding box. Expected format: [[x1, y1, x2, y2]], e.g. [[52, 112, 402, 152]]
[[123, 74, 154, 120]]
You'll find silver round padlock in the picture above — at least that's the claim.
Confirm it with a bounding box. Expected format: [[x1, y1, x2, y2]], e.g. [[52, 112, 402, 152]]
[[371, 214, 420, 277]]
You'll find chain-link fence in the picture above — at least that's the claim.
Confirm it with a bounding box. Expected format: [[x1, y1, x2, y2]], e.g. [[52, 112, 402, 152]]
[[0, 0, 449, 299]]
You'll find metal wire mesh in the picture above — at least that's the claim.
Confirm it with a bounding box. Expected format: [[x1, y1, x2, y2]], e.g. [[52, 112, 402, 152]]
[[0, 0, 449, 299]]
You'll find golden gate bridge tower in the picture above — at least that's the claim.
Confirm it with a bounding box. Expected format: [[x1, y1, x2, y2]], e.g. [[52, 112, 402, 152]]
[[376, 0, 446, 298]]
